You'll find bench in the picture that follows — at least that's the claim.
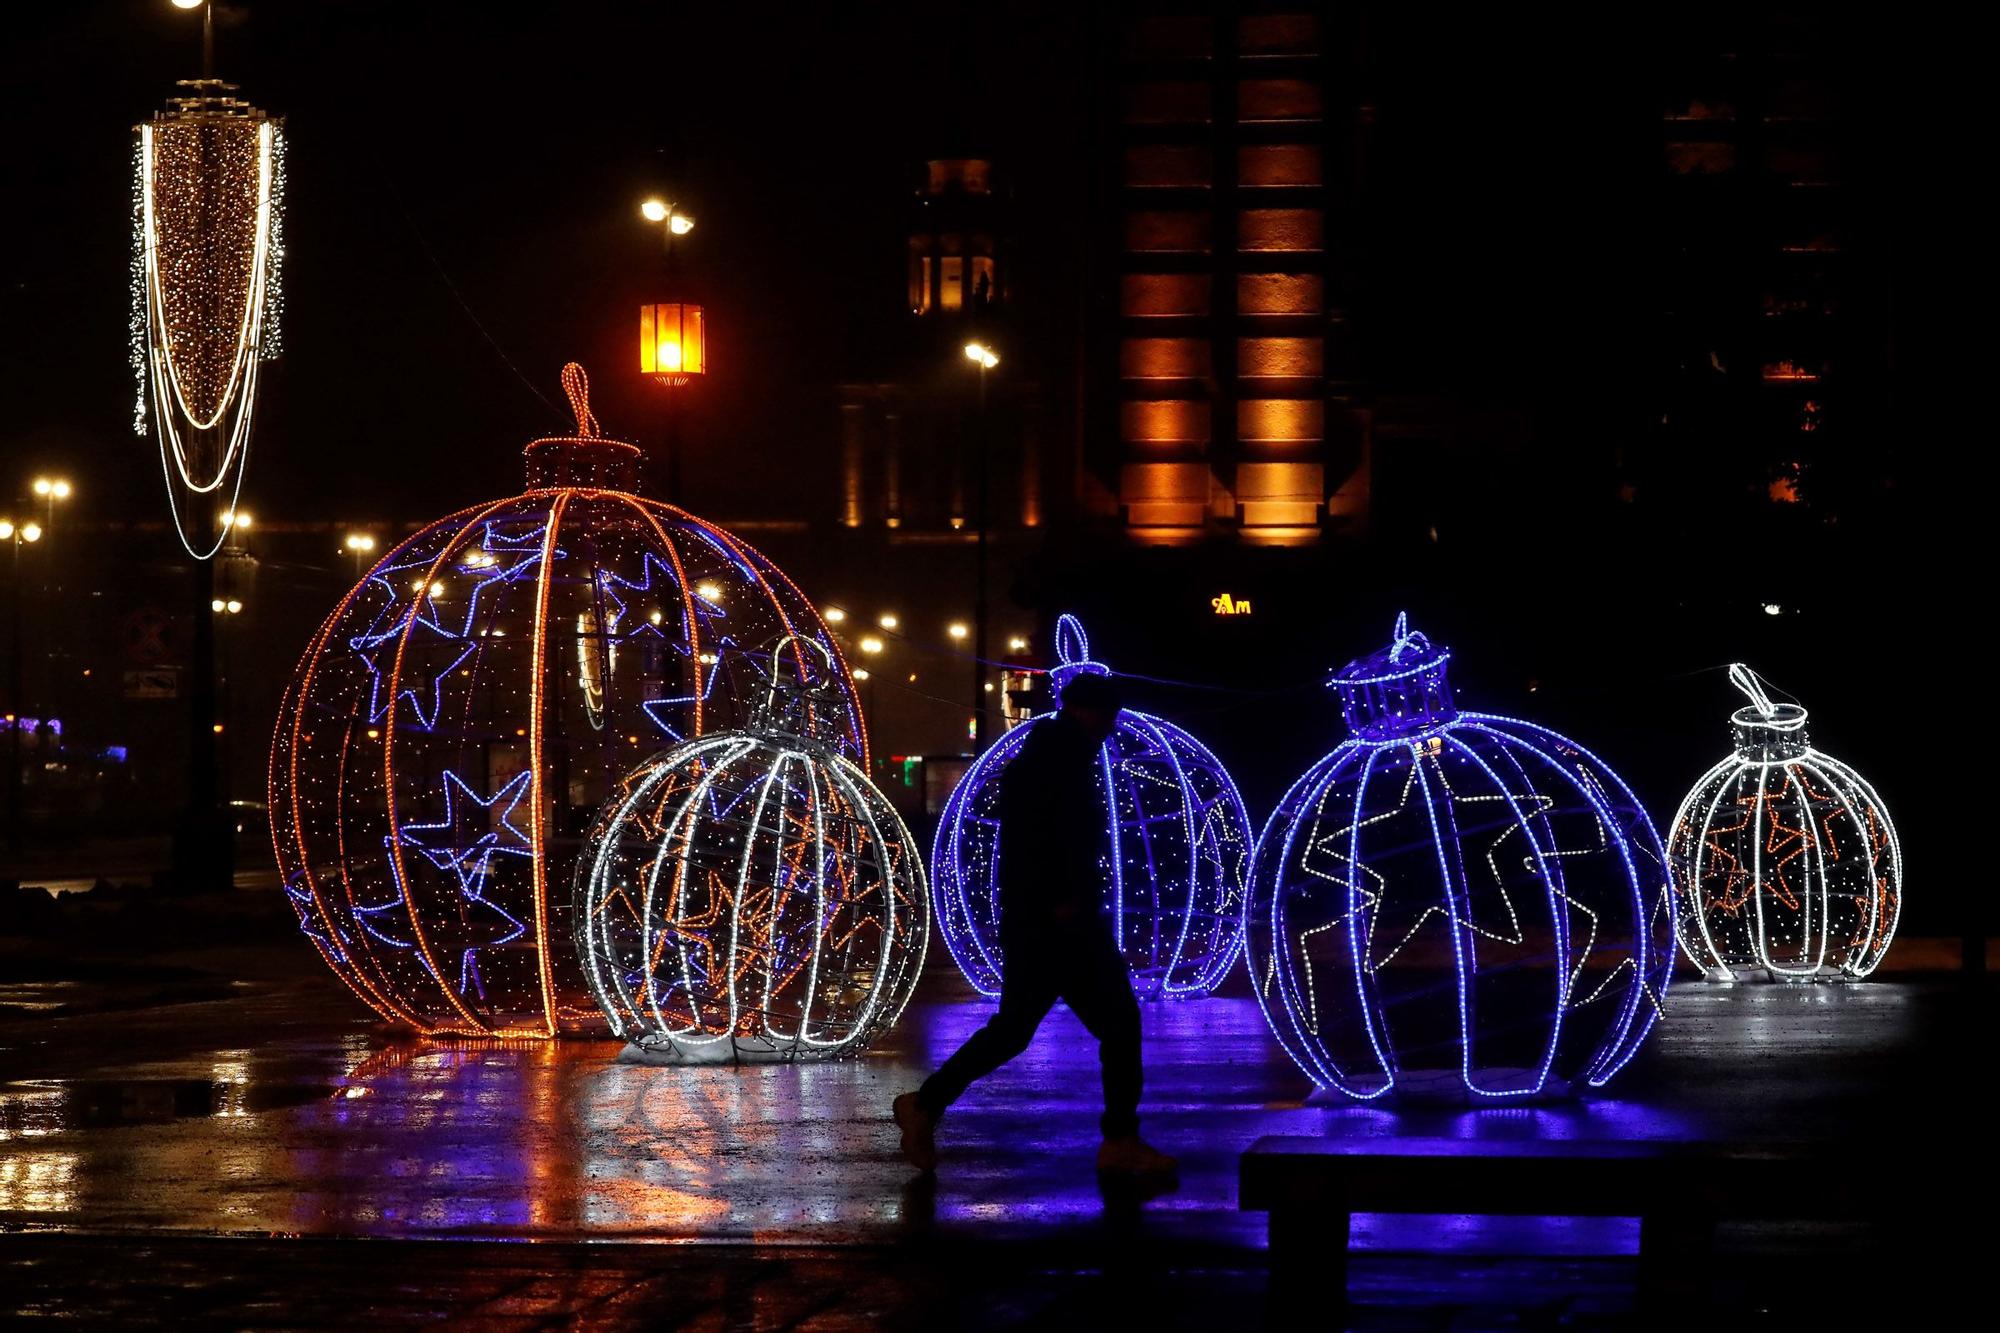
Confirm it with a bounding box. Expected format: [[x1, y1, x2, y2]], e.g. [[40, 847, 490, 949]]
[[1241, 1135, 1860, 1310]]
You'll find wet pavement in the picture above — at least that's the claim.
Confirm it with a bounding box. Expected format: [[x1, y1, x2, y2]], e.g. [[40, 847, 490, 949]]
[[0, 938, 1984, 1326]]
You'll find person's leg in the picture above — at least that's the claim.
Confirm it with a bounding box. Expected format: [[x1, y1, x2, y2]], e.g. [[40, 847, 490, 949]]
[[1057, 931, 1144, 1140], [914, 946, 1059, 1122]]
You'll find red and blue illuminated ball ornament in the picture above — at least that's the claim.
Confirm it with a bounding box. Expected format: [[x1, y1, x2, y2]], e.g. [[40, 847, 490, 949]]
[[269, 365, 864, 1038], [1247, 615, 1675, 1099], [932, 614, 1254, 1000]]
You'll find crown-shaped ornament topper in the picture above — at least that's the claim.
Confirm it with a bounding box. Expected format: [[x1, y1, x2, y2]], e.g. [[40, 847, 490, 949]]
[[1726, 663, 1810, 761], [524, 362, 644, 490], [1049, 613, 1114, 701], [1330, 612, 1458, 740]]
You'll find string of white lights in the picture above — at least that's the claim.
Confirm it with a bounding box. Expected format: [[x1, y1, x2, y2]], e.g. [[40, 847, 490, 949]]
[[132, 103, 284, 559]]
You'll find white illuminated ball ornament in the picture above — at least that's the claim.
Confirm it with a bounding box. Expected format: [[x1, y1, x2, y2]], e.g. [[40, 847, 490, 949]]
[[1668, 665, 1902, 982], [574, 637, 927, 1060], [932, 613, 1254, 1000], [1246, 614, 1674, 1100]]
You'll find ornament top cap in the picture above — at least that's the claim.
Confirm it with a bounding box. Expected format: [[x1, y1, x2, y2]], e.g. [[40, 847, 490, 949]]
[[1331, 612, 1458, 741], [750, 634, 850, 748], [1050, 612, 1112, 699], [1726, 663, 1809, 758], [524, 362, 642, 490]]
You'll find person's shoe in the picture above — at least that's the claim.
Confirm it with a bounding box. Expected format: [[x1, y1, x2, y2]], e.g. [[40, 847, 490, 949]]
[[1097, 1135, 1178, 1179], [892, 1092, 937, 1172]]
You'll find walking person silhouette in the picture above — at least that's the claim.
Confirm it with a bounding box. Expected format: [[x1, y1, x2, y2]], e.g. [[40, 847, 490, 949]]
[[894, 670, 1177, 1180]]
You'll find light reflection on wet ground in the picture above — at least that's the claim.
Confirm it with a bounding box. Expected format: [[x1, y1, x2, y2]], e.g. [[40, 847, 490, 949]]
[[0, 977, 1962, 1262]]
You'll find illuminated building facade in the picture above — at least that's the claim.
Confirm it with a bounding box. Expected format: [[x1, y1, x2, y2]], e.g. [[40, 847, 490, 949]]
[[838, 157, 1041, 537], [1092, 10, 1371, 546]]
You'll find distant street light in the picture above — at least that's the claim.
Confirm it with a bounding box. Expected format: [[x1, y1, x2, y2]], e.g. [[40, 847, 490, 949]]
[[639, 197, 695, 235], [859, 635, 885, 656], [948, 622, 969, 641], [343, 531, 377, 580], [879, 613, 900, 631], [29, 477, 70, 555]]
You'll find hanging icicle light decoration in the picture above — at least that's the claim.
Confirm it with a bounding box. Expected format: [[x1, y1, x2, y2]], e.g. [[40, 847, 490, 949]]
[[575, 637, 928, 1061], [131, 80, 286, 559], [932, 614, 1253, 1000], [1247, 614, 1675, 1100], [1668, 665, 1901, 982], [269, 365, 864, 1038]]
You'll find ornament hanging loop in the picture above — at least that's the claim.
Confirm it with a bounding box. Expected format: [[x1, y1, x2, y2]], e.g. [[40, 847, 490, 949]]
[[1727, 663, 1779, 719], [753, 633, 844, 744], [1387, 611, 1433, 664], [561, 363, 601, 438], [1050, 612, 1110, 698]]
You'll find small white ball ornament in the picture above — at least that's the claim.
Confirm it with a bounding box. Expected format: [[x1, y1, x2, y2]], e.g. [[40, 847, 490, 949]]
[[1668, 665, 1902, 981], [573, 637, 928, 1060]]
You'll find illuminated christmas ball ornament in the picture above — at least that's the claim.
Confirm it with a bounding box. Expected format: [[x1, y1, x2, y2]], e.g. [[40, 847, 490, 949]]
[[1668, 665, 1901, 982], [932, 614, 1253, 1000], [574, 638, 928, 1060], [1247, 615, 1674, 1100], [270, 365, 863, 1037]]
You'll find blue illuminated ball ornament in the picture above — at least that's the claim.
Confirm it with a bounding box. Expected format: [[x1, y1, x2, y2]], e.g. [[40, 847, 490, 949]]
[[1668, 665, 1902, 982], [931, 614, 1254, 1000], [574, 637, 928, 1060], [1247, 614, 1675, 1099]]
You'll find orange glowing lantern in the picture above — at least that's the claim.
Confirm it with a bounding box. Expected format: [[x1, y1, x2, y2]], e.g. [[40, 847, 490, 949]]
[[640, 302, 704, 386]]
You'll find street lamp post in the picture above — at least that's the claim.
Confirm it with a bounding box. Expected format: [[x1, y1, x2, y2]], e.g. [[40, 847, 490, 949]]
[[212, 595, 243, 821], [30, 478, 70, 748], [4, 518, 44, 855], [638, 197, 703, 499], [963, 342, 999, 747], [173, 499, 239, 890], [169, 0, 214, 79], [857, 632, 885, 753]]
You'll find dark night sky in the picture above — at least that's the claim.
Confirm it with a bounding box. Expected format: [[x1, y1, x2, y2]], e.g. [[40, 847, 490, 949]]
[[3, 2, 1101, 525], [11, 3, 1929, 528]]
